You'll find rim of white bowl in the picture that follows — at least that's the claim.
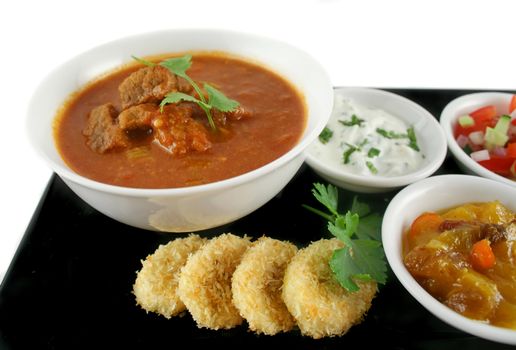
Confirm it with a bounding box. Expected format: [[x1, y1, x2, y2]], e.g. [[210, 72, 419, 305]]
[[26, 28, 333, 197], [440, 92, 515, 187], [305, 87, 447, 189], [382, 174, 516, 345]]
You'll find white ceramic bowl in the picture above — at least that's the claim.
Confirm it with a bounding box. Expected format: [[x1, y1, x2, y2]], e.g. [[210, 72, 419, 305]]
[[382, 174, 516, 345], [440, 92, 515, 187], [26, 29, 333, 232], [305, 87, 447, 193]]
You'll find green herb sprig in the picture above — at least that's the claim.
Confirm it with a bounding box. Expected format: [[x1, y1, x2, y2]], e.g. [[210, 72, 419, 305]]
[[339, 114, 365, 127], [406, 127, 420, 151], [343, 143, 359, 164], [303, 183, 387, 292], [132, 55, 239, 131], [376, 127, 420, 151], [375, 128, 407, 139]]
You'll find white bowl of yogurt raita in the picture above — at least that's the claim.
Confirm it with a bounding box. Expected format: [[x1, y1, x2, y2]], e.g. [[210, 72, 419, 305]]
[[305, 87, 447, 193]]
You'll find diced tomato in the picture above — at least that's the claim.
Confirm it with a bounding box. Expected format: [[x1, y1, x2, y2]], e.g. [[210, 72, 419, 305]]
[[512, 119, 516, 126], [507, 143, 516, 158], [510, 95, 516, 114], [478, 156, 515, 176], [470, 105, 497, 122]]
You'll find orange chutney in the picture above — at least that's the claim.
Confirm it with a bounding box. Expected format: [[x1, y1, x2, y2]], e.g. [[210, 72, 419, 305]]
[[404, 201, 516, 329]]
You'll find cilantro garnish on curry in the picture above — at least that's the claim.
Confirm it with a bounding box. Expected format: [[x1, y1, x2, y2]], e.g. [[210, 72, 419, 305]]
[[133, 54, 240, 130]]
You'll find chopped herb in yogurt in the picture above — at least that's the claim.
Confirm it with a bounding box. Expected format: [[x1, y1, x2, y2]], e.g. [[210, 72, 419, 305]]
[[319, 127, 333, 144], [339, 114, 364, 127]]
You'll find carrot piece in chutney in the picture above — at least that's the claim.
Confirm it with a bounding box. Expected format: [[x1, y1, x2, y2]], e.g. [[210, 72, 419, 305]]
[[408, 212, 443, 248], [470, 239, 496, 271]]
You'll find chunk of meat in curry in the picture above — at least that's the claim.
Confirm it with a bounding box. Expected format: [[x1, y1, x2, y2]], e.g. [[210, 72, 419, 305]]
[[84, 63, 250, 155], [83, 103, 128, 153], [118, 103, 156, 130], [118, 65, 192, 109]]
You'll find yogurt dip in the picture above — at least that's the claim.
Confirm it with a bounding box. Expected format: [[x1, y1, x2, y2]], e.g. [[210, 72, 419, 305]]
[[310, 92, 424, 177]]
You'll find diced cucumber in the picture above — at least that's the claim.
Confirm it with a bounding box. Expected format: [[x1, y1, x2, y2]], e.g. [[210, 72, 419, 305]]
[[458, 115, 475, 127], [494, 115, 511, 134], [485, 127, 509, 149]]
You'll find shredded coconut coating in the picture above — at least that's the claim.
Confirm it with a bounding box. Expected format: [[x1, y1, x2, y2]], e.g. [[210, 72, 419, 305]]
[[232, 237, 298, 335], [133, 234, 207, 318], [282, 238, 377, 339], [178, 233, 251, 330]]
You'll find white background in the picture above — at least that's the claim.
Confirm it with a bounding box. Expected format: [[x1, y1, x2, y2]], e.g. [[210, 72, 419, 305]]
[[1, 0, 515, 282]]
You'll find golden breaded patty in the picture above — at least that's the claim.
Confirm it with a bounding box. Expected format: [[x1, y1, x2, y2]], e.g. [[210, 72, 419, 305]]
[[177, 233, 251, 329], [232, 237, 298, 335], [133, 234, 207, 318], [282, 238, 377, 339]]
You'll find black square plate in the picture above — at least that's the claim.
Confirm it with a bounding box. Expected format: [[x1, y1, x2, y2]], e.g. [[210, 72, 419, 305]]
[[1, 89, 514, 349]]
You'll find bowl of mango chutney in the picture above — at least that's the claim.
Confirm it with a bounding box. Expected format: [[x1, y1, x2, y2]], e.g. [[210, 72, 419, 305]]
[[382, 174, 516, 345]]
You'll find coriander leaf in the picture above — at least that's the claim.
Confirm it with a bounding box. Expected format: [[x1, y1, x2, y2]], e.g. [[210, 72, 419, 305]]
[[319, 127, 333, 144], [312, 183, 339, 216], [407, 127, 420, 151], [328, 213, 358, 241], [330, 248, 360, 292], [349, 239, 388, 284], [350, 196, 370, 217], [358, 139, 369, 148], [345, 212, 359, 236], [366, 161, 378, 174], [356, 213, 382, 240], [161, 55, 208, 109], [376, 128, 408, 139], [330, 238, 387, 291], [339, 114, 364, 127], [328, 219, 347, 241], [160, 92, 210, 112], [131, 55, 156, 66], [367, 147, 380, 158], [159, 54, 192, 78], [204, 83, 239, 112], [304, 183, 388, 293], [343, 144, 358, 164]]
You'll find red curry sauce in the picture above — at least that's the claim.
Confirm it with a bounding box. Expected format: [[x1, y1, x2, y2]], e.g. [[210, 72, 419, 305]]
[[54, 53, 306, 188]]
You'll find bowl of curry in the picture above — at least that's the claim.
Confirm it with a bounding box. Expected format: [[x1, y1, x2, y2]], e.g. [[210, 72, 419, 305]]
[[27, 29, 333, 232], [382, 175, 516, 345]]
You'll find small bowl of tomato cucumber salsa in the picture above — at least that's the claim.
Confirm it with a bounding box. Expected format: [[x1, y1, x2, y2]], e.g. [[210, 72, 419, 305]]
[[440, 92, 516, 186]]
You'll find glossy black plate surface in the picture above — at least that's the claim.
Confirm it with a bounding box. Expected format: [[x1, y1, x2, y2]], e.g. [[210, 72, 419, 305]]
[[1, 89, 514, 349]]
